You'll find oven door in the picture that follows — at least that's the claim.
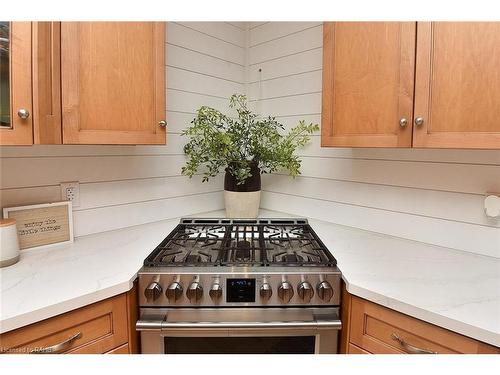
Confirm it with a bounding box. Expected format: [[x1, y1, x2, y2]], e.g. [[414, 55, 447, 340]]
[[137, 307, 341, 354]]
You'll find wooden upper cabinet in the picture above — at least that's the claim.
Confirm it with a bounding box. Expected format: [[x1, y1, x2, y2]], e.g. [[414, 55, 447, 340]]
[[61, 22, 166, 145], [321, 22, 416, 147], [0, 22, 33, 145], [33, 22, 62, 144], [413, 22, 500, 149], [321, 21, 500, 149]]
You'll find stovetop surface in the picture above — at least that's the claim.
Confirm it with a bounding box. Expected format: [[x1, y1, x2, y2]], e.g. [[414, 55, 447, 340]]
[[143, 218, 337, 268]]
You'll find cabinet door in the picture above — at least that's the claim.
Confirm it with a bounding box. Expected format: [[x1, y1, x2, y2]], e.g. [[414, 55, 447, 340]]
[[61, 22, 166, 145], [413, 22, 500, 149], [321, 22, 416, 147], [0, 22, 33, 145]]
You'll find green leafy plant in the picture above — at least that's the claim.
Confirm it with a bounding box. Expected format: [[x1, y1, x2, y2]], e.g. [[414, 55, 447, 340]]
[[181, 94, 319, 185]]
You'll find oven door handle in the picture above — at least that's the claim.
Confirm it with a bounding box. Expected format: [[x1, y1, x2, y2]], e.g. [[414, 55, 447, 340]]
[[136, 319, 342, 331]]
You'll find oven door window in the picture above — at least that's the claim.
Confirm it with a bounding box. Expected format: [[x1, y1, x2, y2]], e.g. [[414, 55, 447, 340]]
[[164, 336, 315, 354]]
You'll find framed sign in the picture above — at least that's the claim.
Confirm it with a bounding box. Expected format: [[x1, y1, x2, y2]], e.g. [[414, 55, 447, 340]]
[[3, 201, 73, 250]]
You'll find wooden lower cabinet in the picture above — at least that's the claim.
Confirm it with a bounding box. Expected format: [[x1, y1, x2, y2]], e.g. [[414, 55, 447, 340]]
[[0, 283, 139, 354], [105, 343, 130, 354], [341, 288, 499, 354], [347, 343, 370, 354]]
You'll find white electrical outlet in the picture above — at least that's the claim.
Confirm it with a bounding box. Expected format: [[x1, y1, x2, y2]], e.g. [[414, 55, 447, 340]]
[[485, 193, 500, 219], [60, 181, 80, 208]]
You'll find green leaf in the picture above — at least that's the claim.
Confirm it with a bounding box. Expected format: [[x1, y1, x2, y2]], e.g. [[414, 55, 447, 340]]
[[180, 94, 319, 184]]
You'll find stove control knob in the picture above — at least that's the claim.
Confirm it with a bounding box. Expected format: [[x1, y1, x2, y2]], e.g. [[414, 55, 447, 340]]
[[278, 281, 294, 303], [209, 283, 223, 302], [166, 281, 183, 302], [144, 282, 162, 301], [317, 281, 334, 302], [259, 283, 273, 301], [186, 281, 203, 303], [297, 281, 314, 302]]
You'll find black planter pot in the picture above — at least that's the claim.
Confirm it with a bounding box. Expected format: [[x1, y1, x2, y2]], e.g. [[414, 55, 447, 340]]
[[224, 161, 261, 218], [224, 161, 261, 192]]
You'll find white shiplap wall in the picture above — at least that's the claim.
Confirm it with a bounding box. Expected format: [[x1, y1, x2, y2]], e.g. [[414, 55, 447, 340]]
[[247, 22, 500, 258], [0, 22, 247, 237], [1, 22, 499, 258]]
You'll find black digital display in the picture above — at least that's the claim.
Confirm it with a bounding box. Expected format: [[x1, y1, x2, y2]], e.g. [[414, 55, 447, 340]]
[[226, 278, 255, 303]]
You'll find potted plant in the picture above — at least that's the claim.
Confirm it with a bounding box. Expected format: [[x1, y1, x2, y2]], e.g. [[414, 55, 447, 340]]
[[181, 94, 319, 218]]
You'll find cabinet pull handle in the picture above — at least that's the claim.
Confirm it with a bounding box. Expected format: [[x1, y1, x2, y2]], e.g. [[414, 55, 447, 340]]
[[30, 332, 82, 354], [391, 333, 437, 354], [399, 118, 408, 128], [158, 120, 167, 128]]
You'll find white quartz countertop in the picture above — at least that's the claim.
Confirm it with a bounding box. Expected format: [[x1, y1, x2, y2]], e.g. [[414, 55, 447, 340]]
[[1, 209, 499, 347]]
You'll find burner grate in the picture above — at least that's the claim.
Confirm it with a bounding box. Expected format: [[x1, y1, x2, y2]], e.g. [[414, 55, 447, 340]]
[[143, 218, 336, 268]]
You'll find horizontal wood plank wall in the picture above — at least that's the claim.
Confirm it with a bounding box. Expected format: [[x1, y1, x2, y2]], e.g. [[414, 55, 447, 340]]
[[1, 22, 499, 255], [0, 22, 246, 237], [248, 22, 500, 258]]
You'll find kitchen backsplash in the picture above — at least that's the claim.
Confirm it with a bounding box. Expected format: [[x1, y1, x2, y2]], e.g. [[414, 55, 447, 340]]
[[0, 22, 498, 257]]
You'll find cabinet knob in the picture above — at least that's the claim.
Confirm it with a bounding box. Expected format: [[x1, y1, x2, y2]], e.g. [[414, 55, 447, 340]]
[[414, 117, 424, 126], [158, 120, 167, 128], [17, 109, 30, 120], [399, 118, 408, 128]]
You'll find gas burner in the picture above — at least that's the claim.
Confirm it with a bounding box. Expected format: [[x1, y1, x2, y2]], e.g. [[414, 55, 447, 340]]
[[143, 218, 336, 268], [185, 254, 201, 263], [235, 241, 251, 261], [282, 252, 304, 263]]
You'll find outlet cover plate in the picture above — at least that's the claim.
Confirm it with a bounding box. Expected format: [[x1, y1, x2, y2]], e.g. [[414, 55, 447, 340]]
[[60, 181, 80, 208]]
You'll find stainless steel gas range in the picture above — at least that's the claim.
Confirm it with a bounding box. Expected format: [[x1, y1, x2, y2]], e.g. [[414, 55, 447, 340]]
[[136, 218, 342, 354]]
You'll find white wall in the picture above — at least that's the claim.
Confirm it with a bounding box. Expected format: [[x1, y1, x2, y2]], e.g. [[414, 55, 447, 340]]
[[247, 22, 500, 258], [1, 22, 499, 258], [0, 22, 246, 237]]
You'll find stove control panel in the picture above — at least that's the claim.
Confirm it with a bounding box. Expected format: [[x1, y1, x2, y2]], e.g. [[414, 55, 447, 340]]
[[226, 278, 256, 303], [139, 271, 341, 307]]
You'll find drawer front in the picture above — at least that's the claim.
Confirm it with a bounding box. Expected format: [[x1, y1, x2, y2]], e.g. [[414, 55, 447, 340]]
[[347, 343, 371, 354], [0, 294, 128, 354], [105, 343, 129, 354], [350, 296, 499, 354]]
